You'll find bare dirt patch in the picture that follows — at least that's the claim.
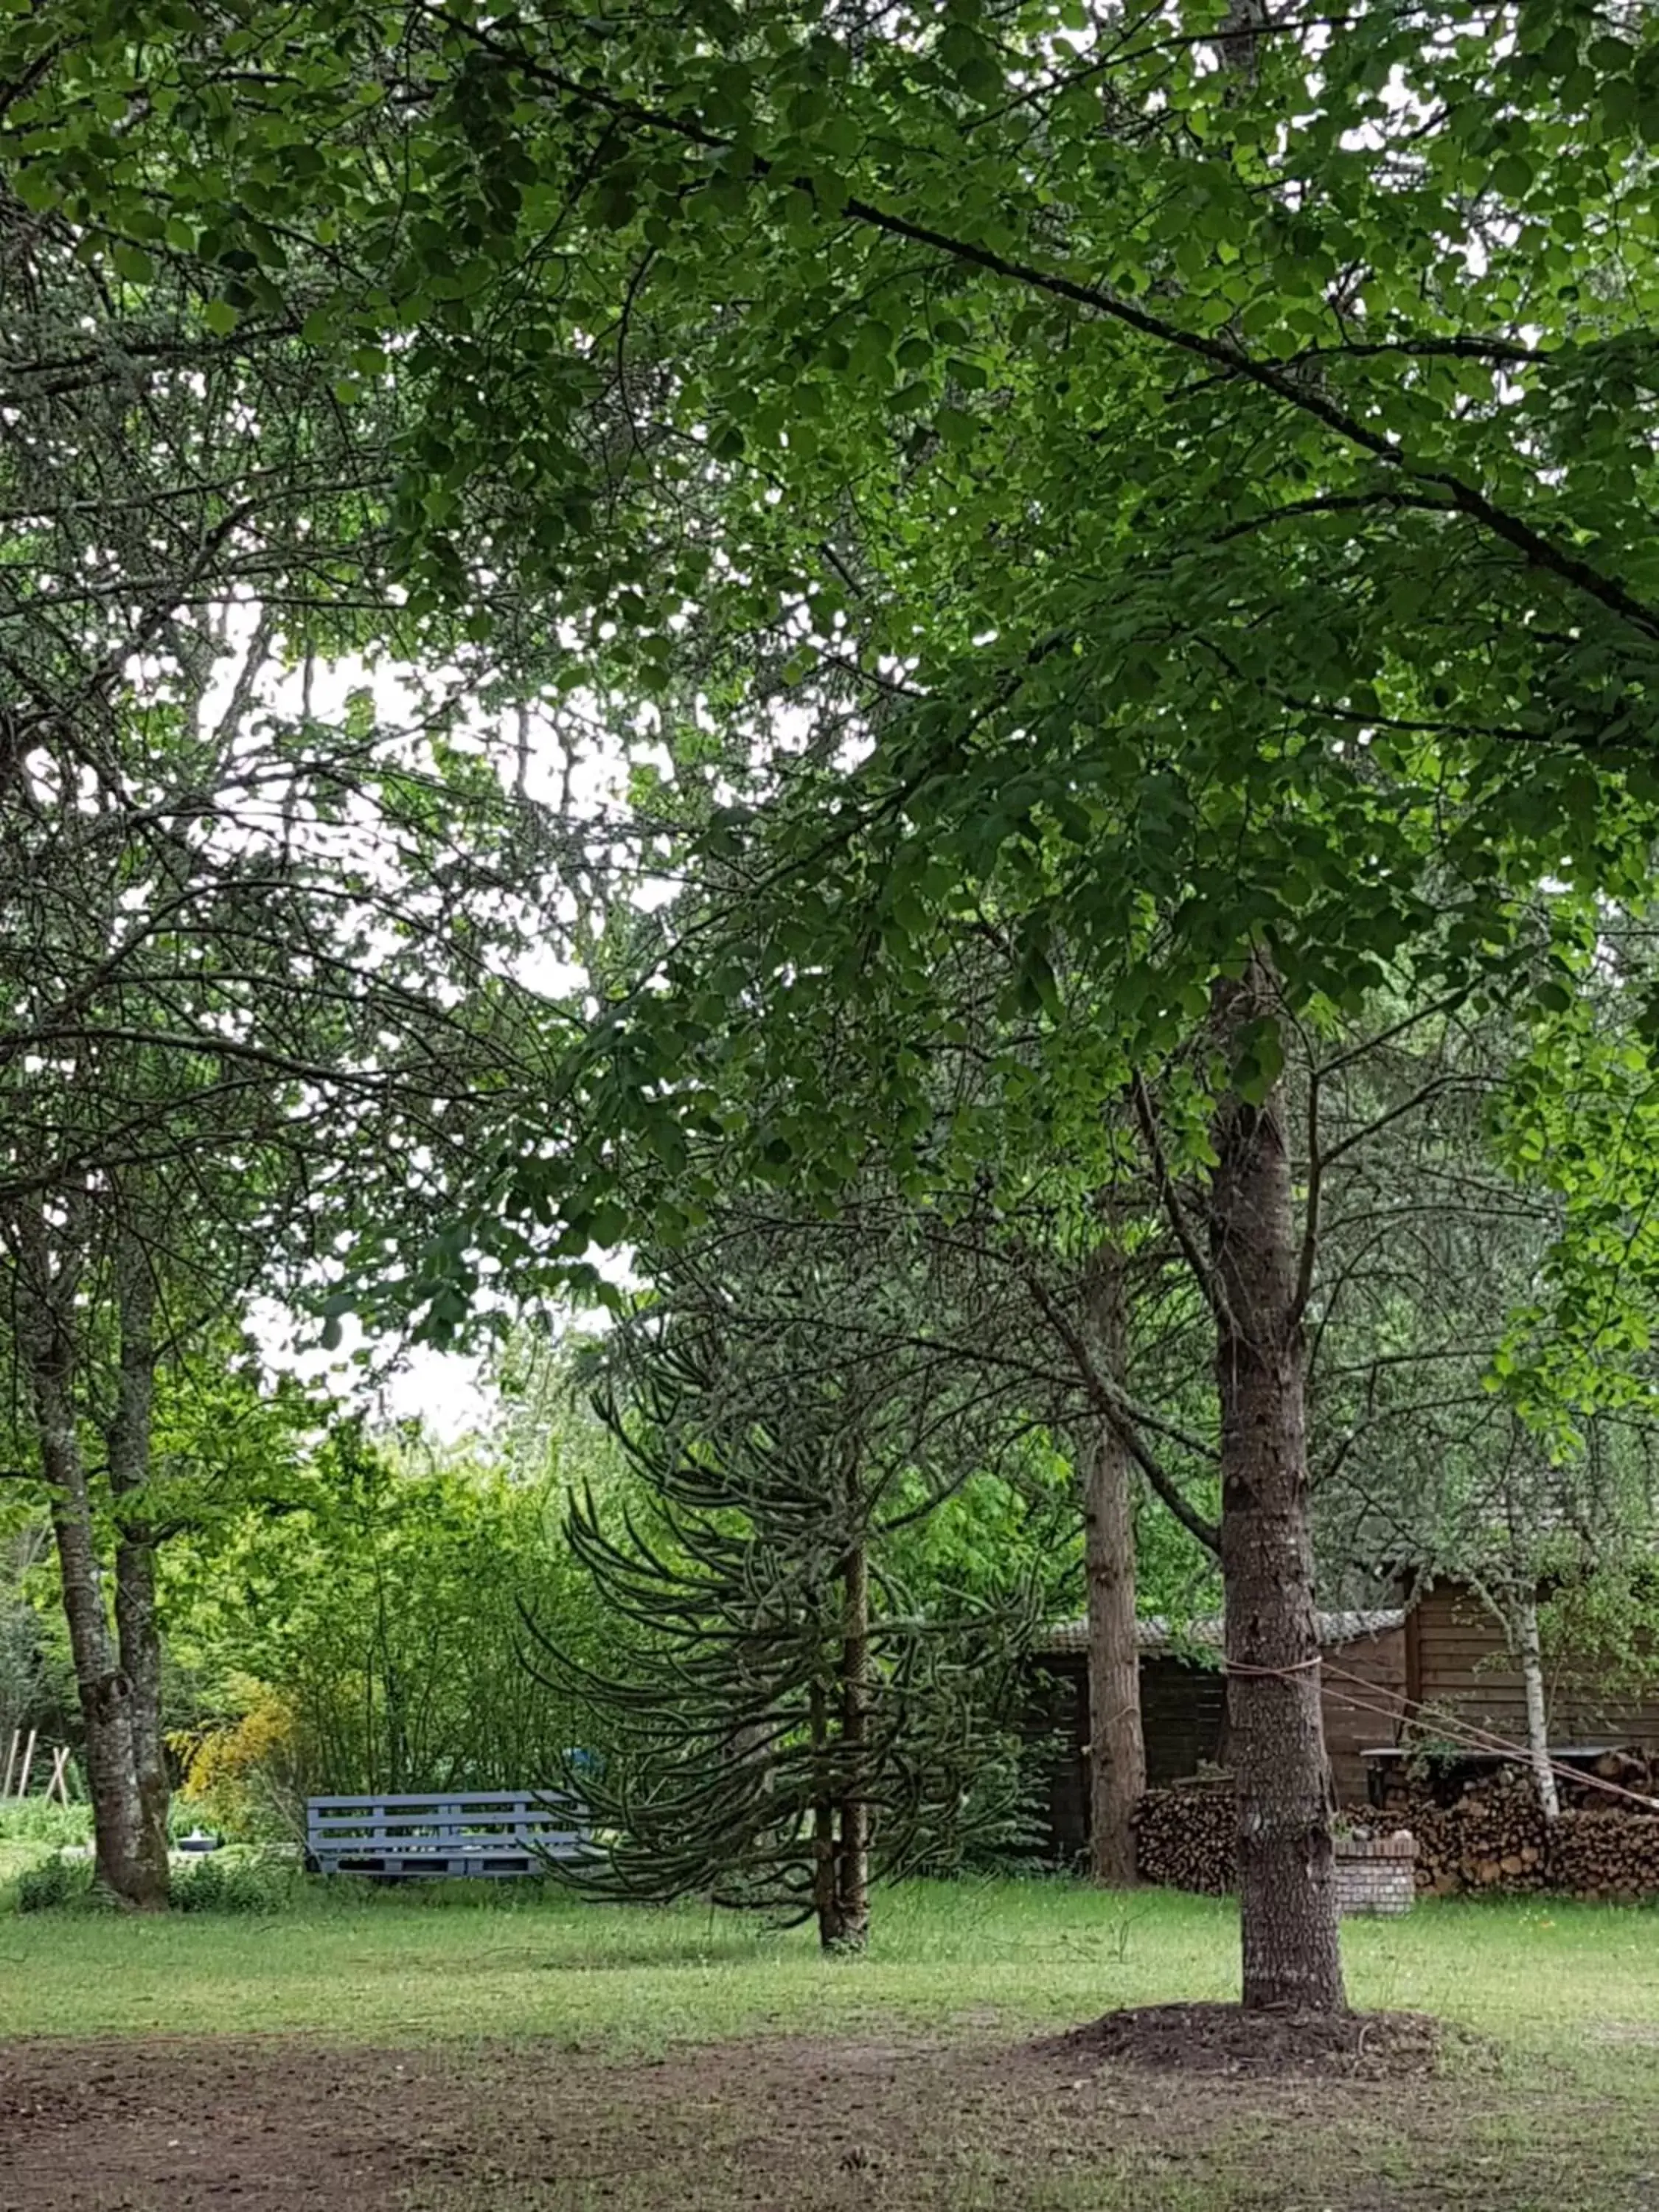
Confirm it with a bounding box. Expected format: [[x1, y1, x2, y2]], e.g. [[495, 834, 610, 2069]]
[[0, 2025, 1639, 2212], [0, 2036, 1043, 2211], [1047, 2000, 1445, 2080]]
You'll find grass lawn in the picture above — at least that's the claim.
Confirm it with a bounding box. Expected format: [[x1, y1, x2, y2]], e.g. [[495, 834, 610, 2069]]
[[1, 1877, 1656, 2209]]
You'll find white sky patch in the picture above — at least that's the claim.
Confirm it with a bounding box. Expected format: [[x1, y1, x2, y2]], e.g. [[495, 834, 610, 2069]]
[[247, 1295, 490, 1439]]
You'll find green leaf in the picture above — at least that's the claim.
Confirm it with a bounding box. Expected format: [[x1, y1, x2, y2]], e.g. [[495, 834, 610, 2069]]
[[1489, 153, 1534, 198]]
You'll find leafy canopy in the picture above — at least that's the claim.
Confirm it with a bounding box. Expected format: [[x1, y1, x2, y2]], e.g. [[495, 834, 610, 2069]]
[[12, 1, 1659, 1335]]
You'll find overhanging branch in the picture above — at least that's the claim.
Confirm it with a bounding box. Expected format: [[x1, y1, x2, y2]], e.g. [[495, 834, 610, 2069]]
[[441, 12, 1659, 646]]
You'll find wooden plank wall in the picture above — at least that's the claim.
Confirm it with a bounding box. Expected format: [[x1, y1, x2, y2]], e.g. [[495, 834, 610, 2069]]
[[1028, 1655, 1229, 1861], [1141, 1657, 1227, 1787], [1413, 1583, 1659, 1749], [1035, 1584, 1659, 1863], [1320, 1627, 1409, 1801], [1029, 1660, 1088, 1858], [1032, 1628, 1410, 1857]]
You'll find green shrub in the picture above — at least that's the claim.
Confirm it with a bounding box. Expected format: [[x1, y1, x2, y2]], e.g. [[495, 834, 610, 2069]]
[[0, 1800, 92, 1850], [173, 1848, 298, 1914], [13, 1842, 304, 1916], [16, 1851, 95, 1913], [167, 1424, 611, 1826], [360, 1872, 559, 1910]]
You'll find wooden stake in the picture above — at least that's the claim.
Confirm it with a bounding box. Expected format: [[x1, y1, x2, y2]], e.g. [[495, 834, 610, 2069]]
[[16, 1727, 38, 1798], [46, 1746, 70, 1807], [1, 1730, 16, 1800]]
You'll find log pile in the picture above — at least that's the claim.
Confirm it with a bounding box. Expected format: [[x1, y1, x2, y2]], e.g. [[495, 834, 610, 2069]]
[[1401, 1784, 1659, 1899], [1133, 1781, 1237, 1896], [1370, 1746, 1659, 1817], [1406, 1778, 1549, 1895], [1528, 1807, 1659, 1902], [1133, 1777, 1659, 1902]]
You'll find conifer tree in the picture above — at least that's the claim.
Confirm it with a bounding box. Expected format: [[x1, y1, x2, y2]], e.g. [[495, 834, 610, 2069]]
[[538, 1289, 1037, 1950]]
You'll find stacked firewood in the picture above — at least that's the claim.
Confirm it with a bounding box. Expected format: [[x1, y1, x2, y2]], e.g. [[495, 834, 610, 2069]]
[[1371, 1748, 1659, 1818], [1412, 1788, 1659, 1898], [1408, 1778, 1551, 1894], [1543, 1809, 1659, 1902], [1133, 1778, 1659, 1901], [1133, 1781, 1237, 1895]]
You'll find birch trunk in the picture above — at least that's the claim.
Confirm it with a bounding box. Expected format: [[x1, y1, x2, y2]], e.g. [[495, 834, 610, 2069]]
[[1210, 958, 1346, 2014], [1514, 1595, 1560, 1820]]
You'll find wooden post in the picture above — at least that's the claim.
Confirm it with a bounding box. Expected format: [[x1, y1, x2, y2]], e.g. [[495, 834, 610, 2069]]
[[1403, 1593, 1425, 1717], [16, 1728, 38, 1798], [1, 1729, 17, 1800], [46, 1746, 71, 1807]]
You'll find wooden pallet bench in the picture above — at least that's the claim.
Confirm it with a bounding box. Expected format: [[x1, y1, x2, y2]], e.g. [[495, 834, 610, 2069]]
[[305, 1790, 590, 1879]]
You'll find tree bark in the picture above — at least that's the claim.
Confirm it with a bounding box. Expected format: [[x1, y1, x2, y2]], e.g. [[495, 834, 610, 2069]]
[[12, 1215, 156, 1907], [105, 1237, 171, 1907], [1514, 1594, 1560, 1820], [808, 1677, 839, 1947], [832, 1519, 871, 1950], [1080, 1244, 1145, 1887], [1209, 958, 1346, 2014]]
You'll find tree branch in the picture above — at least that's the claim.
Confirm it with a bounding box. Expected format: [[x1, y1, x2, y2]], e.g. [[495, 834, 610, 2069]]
[[1212, 489, 1458, 543], [444, 13, 1659, 644], [1131, 1074, 1232, 1335], [1024, 1269, 1220, 1553]]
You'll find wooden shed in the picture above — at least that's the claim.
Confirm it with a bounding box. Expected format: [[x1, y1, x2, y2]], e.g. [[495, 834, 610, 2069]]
[[1030, 1608, 1408, 1861], [1405, 1578, 1659, 1748]]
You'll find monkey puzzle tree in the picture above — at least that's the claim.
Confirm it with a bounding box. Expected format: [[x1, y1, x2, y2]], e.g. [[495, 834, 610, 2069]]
[[543, 1252, 1040, 1950]]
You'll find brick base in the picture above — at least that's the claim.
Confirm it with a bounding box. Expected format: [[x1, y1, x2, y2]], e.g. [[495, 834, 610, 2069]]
[[1335, 1832, 1416, 1916]]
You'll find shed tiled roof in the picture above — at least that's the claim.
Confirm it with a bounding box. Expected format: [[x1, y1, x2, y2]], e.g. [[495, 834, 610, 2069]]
[[1035, 1607, 1405, 1657]]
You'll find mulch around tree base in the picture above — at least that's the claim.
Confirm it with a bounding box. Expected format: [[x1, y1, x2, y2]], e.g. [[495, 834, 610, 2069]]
[[1047, 2001, 1446, 2079]]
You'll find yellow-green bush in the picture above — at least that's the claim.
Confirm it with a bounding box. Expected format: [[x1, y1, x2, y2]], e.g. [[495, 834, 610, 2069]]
[[175, 1678, 305, 1842]]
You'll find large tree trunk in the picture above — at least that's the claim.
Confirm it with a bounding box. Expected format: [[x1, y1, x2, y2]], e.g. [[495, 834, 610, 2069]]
[[111, 1537, 170, 1896], [1080, 1245, 1145, 1887], [106, 1241, 171, 1907], [832, 1522, 871, 1950], [41, 1411, 150, 1901], [1210, 959, 1346, 2014], [1513, 1594, 1559, 1820], [12, 1219, 158, 1907]]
